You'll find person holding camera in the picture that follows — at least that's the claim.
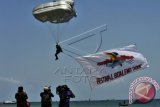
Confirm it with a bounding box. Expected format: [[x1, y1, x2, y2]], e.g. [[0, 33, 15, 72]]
[[40, 86, 54, 107], [56, 85, 75, 107]]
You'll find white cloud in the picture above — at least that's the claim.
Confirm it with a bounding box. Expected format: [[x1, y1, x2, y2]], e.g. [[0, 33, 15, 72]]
[[0, 77, 20, 84]]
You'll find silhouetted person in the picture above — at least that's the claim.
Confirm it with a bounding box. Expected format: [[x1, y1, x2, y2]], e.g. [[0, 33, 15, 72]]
[[15, 86, 30, 107], [40, 86, 54, 107], [56, 85, 75, 107], [55, 44, 63, 60]]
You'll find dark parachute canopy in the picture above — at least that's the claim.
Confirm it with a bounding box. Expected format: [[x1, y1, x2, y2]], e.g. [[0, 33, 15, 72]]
[[32, 0, 77, 23]]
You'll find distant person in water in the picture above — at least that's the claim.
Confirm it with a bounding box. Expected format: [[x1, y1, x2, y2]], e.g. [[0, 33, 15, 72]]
[[15, 86, 30, 107], [55, 44, 63, 60], [40, 86, 54, 107], [56, 85, 75, 107]]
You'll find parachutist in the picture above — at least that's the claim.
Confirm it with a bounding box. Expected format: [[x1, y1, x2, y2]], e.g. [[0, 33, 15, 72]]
[[55, 44, 63, 60]]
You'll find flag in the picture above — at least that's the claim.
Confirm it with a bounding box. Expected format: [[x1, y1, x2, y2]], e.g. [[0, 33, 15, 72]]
[[76, 44, 149, 88]]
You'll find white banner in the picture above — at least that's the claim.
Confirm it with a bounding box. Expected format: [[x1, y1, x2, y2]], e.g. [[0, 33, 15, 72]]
[[76, 44, 149, 88]]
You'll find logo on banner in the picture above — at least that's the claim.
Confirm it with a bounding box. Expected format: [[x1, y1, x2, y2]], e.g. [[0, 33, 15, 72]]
[[97, 52, 134, 68]]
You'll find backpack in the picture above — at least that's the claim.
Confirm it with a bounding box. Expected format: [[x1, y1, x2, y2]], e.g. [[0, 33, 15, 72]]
[[42, 93, 50, 104]]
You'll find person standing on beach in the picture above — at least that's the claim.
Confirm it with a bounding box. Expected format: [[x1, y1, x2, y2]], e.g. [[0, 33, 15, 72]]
[[56, 85, 75, 107], [15, 86, 30, 107], [40, 86, 54, 107]]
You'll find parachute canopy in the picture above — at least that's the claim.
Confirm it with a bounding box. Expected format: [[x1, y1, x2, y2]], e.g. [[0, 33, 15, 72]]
[[33, 0, 77, 23]]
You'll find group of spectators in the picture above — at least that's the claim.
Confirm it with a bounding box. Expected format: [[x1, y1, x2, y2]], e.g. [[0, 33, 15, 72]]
[[15, 85, 75, 107]]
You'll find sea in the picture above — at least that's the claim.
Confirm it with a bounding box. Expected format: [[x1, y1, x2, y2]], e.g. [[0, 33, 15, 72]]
[[0, 100, 159, 107]]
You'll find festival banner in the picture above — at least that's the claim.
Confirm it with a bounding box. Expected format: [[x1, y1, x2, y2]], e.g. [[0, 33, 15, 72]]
[[76, 44, 149, 88]]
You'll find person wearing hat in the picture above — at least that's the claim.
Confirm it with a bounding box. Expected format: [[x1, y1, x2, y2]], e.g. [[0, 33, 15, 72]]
[[40, 86, 54, 107], [15, 86, 30, 107]]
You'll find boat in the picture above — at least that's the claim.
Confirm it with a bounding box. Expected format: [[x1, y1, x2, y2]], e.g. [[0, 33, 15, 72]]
[[33, 0, 77, 23], [118, 101, 128, 106], [3, 101, 16, 104]]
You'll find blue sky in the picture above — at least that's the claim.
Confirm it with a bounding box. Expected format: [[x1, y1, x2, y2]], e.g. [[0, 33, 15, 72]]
[[0, 0, 160, 101]]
